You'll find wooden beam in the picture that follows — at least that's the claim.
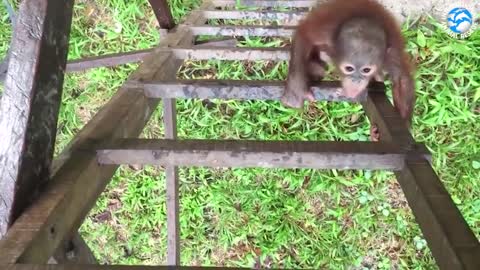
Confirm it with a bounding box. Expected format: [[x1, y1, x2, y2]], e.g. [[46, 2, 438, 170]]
[[96, 139, 429, 170], [202, 10, 306, 23], [0, 2, 208, 264], [0, 0, 74, 237], [163, 46, 289, 61], [6, 264, 260, 270], [51, 233, 97, 264], [66, 49, 154, 72], [362, 92, 480, 270], [125, 79, 386, 102], [163, 99, 180, 265], [211, 0, 316, 8], [148, 0, 175, 29], [190, 25, 295, 37]]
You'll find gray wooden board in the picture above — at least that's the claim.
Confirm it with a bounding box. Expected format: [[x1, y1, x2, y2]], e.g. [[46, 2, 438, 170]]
[[165, 46, 290, 61], [203, 10, 306, 23], [96, 139, 430, 170], [190, 25, 295, 37], [66, 49, 154, 72], [126, 79, 386, 102], [6, 264, 284, 270]]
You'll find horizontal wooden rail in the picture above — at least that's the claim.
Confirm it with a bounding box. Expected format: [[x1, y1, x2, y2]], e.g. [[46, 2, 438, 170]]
[[5, 265, 267, 270], [162, 46, 289, 61], [190, 25, 295, 37], [96, 139, 430, 170], [125, 79, 386, 102], [66, 49, 154, 72], [212, 0, 316, 8], [203, 10, 306, 22]]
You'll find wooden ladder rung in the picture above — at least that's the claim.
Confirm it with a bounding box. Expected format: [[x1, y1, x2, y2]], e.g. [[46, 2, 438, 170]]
[[202, 10, 306, 21], [158, 46, 289, 61], [212, 0, 317, 8], [125, 79, 385, 102], [190, 25, 295, 37], [96, 139, 430, 170]]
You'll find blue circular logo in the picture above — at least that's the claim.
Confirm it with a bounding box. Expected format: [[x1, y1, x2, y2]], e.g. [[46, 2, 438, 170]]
[[447, 7, 473, 34]]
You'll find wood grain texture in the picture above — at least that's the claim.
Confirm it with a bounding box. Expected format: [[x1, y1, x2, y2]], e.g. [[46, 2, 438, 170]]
[[0, 0, 74, 237], [190, 25, 295, 37], [202, 10, 306, 24], [6, 264, 261, 270], [96, 139, 429, 170], [66, 49, 154, 72], [126, 79, 385, 102], [0, 1, 208, 263], [164, 46, 290, 61], [362, 91, 480, 270], [163, 99, 180, 265]]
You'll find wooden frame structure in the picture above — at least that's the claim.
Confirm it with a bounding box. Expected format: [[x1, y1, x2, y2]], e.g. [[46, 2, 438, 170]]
[[0, 0, 478, 269]]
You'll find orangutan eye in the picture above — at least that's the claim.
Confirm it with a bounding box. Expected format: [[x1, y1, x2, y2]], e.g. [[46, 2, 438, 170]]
[[345, 66, 355, 72], [362, 67, 371, 73]]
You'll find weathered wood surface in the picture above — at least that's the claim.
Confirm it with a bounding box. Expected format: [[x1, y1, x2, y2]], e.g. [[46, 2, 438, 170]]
[[0, 1, 208, 263], [148, 0, 176, 29], [362, 92, 480, 270], [212, 0, 316, 8], [0, 0, 74, 237], [163, 99, 180, 265], [6, 265, 265, 270], [65, 39, 238, 73], [164, 46, 289, 61], [190, 25, 295, 37], [66, 49, 154, 72], [126, 79, 386, 102], [96, 139, 429, 170], [202, 10, 306, 23]]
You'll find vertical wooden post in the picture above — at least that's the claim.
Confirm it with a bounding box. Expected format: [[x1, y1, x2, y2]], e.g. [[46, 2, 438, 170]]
[[163, 100, 180, 265], [0, 0, 73, 237], [148, 0, 176, 30]]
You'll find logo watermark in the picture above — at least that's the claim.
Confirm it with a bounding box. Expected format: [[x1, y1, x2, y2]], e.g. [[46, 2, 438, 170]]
[[440, 1, 477, 39]]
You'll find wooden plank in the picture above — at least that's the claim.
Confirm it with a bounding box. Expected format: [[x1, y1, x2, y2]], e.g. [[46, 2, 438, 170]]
[[163, 46, 289, 61], [163, 100, 180, 265], [148, 0, 175, 29], [66, 49, 154, 72], [157, 1, 216, 264], [6, 264, 261, 270], [362, 91, 480, 270], [190, 25, 295, 37], [0, 2, 208, 263], [212, 0, 316, 8], [194, 37, 238, 47], [0, 0, 74, 237], [202, 10, 306, 23], [65, 40, 238, 73], [125, 79, 386, 102], [96, 139, 429, 170]]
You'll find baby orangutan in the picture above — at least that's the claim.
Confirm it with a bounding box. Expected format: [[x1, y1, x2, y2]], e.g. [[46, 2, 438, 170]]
[[282, 0, 415, 140]]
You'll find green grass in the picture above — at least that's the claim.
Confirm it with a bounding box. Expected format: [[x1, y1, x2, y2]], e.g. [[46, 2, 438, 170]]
[[1, 1, 480, 269]]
